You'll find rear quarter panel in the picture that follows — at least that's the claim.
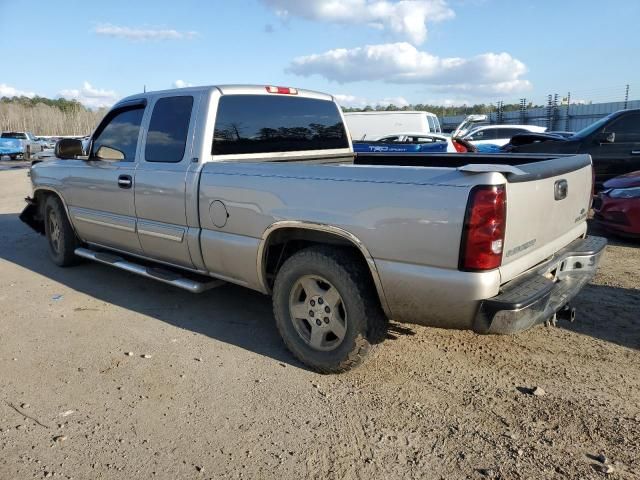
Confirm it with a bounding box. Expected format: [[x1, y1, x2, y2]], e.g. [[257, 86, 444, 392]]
[[197, 161, 504, 327]]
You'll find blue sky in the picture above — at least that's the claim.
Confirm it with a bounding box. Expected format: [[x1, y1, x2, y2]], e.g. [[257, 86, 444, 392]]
[[1, 0, 638, 109]]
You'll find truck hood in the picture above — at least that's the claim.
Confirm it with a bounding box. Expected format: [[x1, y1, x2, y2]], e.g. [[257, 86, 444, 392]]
[[603, 170, 640, 189]]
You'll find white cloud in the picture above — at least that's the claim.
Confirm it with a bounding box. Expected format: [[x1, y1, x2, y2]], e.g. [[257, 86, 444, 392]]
[[261, 0, 454, 44], [94, 24, 198, 41], [0, 84, 37, 98], [58, 82, 119, 109], [334, 94, 409, 108], [173, 80, 194, 88], [288, 42, 532, 96]]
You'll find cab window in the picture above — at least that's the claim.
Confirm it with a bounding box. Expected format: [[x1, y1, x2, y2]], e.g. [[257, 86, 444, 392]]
[[91, 106, 145, 161], [145, 96, 194, 163], [213, 95, 349, 155], [604, 113, 640, 143], [427, 115, 436, 132]]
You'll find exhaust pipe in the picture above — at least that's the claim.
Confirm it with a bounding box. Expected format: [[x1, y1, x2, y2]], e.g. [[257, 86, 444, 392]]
[[557, 305, 576, 323]]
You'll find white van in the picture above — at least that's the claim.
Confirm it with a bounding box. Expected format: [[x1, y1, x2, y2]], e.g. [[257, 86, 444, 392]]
[[344, 111, 442, 140]]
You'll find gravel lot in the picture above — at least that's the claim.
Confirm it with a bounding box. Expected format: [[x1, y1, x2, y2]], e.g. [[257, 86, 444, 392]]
[[0, 168, 638, 480]]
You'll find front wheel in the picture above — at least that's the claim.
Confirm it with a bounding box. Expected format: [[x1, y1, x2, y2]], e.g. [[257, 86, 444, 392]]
[[43, 195, 81, 267], [272, 246, 387, 373]]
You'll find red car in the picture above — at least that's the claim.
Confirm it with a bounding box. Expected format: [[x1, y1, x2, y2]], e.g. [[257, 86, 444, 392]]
[[593, 170, 640, 237]]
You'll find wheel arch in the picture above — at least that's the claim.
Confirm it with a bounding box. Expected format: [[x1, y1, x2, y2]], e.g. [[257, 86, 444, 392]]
[[257, 221, 391, 318], [33, 187, 79, 237]]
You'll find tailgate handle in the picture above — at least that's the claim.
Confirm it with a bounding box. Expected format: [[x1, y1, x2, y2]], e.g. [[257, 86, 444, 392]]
[[554, 179, 568, 200]]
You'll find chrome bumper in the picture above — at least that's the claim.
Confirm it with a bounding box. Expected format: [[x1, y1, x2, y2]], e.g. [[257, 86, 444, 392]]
[[474, 236, 607, 334]]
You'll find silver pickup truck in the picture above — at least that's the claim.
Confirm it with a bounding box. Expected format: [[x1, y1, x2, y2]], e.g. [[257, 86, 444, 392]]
[[20, 84, 606, 373]]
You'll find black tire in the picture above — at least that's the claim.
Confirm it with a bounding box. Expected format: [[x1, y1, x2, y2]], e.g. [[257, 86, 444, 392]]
[[43, 195, 81, 267], [272, 246, 388, 373]]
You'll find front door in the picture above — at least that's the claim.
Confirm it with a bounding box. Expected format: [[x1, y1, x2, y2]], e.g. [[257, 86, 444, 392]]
[[590, 111, 640, 182], [65, 102, 145, 253], [134, 94, 199, 268]]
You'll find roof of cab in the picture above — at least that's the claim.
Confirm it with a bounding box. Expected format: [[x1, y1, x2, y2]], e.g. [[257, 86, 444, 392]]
[[114, 84, 334, 108]]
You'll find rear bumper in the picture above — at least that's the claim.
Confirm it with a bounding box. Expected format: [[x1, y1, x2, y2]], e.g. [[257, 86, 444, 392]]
[[474, 235, 607, 334]]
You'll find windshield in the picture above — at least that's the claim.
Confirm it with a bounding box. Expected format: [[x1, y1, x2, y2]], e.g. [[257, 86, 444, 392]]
[[571, 113, 615, 139]]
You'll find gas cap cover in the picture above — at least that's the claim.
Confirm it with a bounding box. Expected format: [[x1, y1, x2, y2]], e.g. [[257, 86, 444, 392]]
[[209, 200, 229, 228]]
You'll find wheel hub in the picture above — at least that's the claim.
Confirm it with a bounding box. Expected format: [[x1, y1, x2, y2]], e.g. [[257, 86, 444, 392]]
[[288, 275, 347, 352], [48, 211, 61, 252]]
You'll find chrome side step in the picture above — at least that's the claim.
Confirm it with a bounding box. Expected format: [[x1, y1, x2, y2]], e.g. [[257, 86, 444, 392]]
[[74, 247, 224, 293]]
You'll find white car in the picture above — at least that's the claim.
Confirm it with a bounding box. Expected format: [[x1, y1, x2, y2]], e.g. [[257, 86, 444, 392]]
[[463, 125, 547, 147], [373, 132, 472, 153]]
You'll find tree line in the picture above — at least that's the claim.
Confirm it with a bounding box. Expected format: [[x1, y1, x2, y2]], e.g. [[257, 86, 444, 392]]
[[0, 96, 106, 136], [341, 102, 544, 117], [1, 94, 546, 136]]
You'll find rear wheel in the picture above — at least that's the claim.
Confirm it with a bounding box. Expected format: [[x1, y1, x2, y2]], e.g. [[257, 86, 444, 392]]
[[272, 246, 387, 373], [44, 195, 80, 267]]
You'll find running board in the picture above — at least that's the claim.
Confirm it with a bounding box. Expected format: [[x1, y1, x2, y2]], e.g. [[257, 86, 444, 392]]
[[74, 247, 224, 293]]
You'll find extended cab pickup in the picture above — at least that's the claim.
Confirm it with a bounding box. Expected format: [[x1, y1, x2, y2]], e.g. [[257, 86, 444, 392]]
[[20, 85, 606, 373]]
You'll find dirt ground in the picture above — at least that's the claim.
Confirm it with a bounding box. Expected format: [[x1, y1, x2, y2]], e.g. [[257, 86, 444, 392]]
[[0, 167, 638, 480]]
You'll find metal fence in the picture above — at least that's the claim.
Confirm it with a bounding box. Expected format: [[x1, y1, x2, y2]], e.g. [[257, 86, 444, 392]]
[[441, 84, 638, 132]]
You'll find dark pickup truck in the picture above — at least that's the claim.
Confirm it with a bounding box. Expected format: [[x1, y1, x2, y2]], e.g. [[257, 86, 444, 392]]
[[505, 109, 640, 186]]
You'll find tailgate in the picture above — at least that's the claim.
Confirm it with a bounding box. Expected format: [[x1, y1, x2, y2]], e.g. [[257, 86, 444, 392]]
[[499, 155, 593, 283]]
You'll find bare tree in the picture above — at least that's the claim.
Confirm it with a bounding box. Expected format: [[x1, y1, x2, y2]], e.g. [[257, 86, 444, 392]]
[[0, 101, 106, 136]]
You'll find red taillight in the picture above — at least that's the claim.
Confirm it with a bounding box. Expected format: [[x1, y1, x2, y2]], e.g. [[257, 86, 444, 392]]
[[452, 139, 467, 153], [459, 185, 506, 271], [265, 85, 298, 95]]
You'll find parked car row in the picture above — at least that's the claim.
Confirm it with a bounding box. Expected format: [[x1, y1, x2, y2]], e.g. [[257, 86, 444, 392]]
[[352, 132, 475, 153], [342, 107, 640, 238]]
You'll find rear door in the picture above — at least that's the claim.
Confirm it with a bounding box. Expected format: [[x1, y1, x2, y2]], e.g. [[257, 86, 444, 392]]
[[134, 93, 200, 268], [66, 102, 145, 253], [589, 111, 640, 181]]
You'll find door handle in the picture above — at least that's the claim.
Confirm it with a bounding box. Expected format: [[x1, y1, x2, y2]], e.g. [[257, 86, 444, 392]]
[[118, 175, 132, 189], [631, 150, 640, 155]]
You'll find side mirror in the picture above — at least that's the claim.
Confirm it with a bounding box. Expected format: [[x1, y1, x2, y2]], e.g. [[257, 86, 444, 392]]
[[596, 131, 615, 144], [55, 138, 84, 159]]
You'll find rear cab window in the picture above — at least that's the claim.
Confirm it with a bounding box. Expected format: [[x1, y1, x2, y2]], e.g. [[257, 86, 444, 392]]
[[212, 95, 349, 155], [1, 132, 27, 139]]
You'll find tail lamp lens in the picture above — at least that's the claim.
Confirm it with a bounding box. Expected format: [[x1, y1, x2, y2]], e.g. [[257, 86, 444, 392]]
[[459, 185, 506, 271], [452, 140, 467, 153]]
